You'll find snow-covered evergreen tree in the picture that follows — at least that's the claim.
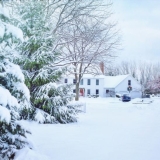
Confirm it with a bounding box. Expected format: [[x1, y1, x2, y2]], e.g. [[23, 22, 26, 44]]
[[0, 3, 33, 159], [14, 0, 80, 123]]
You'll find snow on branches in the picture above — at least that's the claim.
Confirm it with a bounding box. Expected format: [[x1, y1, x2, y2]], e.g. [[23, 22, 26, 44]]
[[0, 4, 33, 159], [13, 0, 80, 123], [146, 77, 160, 93]]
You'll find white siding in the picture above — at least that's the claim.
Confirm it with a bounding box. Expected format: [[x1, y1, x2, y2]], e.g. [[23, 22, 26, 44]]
[[80, 78, 104, 97], [62, 77, 104, 97], [115, 75, 142, 98], [62, 75, 142, 98], [103, 88, 115, 97], [63, 77, 75, 85]]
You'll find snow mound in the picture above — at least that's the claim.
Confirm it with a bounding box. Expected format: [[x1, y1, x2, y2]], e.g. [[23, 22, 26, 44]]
[[132, 98, 153, 104], [35, 110, 45, 123], [34, 109, 56, 124], [15, 147, 50, 160]]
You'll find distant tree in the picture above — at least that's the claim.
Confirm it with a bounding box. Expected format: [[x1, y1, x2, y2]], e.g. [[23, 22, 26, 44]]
[[138, 62, 153, 96], [145, 63, 160, 94], [107, 61, 138, 78], [146, 77, 160, 94], [152, 63, 160, 80], [108, 61, 158, 96]]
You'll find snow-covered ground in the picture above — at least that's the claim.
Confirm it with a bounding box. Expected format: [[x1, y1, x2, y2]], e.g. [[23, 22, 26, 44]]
[[23, 97, 160, 160]]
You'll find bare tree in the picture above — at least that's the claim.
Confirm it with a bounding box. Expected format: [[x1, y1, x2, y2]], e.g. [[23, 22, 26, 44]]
[[152, 63, 160, 80], [138, 62, 153, 96], [113, 61, 153, 96], [145, 63, 160, 94], [58, 2, 120, 100], [8, 0, 119, 101], [8, 0, 103, 35], [105, 61, 138, 78], [146, 77, 160, 94], [106, 60, 160, 96], [117, 61, 137, 77]]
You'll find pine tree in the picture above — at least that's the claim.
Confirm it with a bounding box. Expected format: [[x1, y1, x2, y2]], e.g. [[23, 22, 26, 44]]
[[0, 3, 33, 159], [14, 0, 80, 123]]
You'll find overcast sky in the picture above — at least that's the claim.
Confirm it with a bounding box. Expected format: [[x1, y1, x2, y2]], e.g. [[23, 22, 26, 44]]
[[112, 0, 160, 63]]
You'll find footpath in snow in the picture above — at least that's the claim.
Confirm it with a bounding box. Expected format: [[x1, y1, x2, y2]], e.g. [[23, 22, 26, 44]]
[[23, 97, 160, 160]]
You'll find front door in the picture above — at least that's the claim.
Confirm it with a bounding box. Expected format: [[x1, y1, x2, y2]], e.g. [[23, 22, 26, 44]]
[[79, 88, 84, 96]]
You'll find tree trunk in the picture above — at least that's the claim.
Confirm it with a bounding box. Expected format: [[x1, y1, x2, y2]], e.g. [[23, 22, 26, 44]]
[[75, 83, 80, 101]]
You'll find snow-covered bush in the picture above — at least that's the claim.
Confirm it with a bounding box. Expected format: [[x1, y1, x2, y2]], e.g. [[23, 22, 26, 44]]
[[33, 83, 81, 123], [13, 0, 80, 123], [0, 4, 33, 159], [0, 92, 32, 159], [0, 3, 30, 108]]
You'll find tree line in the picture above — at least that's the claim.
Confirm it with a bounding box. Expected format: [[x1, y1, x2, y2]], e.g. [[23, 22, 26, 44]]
[[105, 61, 160, 95]]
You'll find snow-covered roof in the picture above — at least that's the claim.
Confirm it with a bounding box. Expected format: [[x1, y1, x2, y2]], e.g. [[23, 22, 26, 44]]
[[64, 74, 130, 88], [104, 75, 130, 88], [64, 74, 106, 79], [82, 74, 106, 79]]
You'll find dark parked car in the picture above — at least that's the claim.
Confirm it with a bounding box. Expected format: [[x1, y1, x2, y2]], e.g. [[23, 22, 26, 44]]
[[121, 94, 131, 102], [144, 94, 150, 98]]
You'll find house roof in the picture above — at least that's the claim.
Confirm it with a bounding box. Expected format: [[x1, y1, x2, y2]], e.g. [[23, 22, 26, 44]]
[[64, 74, 106, 79], [104, 75, 130, 88], [64, 73, 130, 88], [82, 74, 106, 79]]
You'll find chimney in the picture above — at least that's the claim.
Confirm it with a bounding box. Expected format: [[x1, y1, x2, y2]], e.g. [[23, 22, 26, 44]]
[[100, 62, 104, 74]]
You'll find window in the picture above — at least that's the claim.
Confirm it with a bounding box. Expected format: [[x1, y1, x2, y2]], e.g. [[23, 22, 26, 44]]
[[106, 90, 109, 93], [73, 89, 76, 93], [96, 79, 99, 85], [87, 89, 90, 95], [64, 79, 68, 83], [73, 79, 76, 84], [128, 80, 131, 86], [87, 79, 91, 85], [96, 89, 99, 95], [80, 79, 83, 85]]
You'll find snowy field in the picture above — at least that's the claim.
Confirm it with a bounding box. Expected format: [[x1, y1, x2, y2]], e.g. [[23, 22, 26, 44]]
[[21, 97, 160, 160]]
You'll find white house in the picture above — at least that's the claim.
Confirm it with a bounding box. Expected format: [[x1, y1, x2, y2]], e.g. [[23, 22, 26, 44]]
[[63, 74, 142, 98]]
